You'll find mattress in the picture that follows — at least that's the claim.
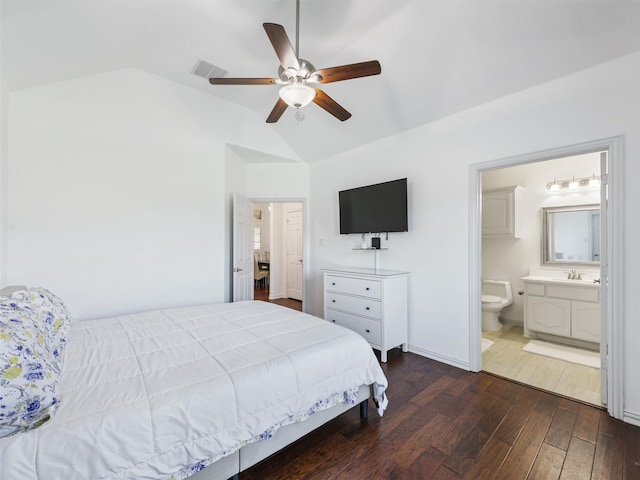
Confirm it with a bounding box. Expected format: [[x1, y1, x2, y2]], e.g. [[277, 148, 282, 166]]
[[0, 300, 388, 479]]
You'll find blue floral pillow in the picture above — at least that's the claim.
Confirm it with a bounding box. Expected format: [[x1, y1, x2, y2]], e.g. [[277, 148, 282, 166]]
[[0, 289, 71, 437], [11, 287, 72, 361]]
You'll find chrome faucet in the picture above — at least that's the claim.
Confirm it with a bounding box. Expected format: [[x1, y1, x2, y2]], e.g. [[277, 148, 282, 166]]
[[567, 269, 582, 280]]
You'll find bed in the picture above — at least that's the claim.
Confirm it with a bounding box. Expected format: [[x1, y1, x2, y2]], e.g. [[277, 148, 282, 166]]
[[0, 288, 388, 480]]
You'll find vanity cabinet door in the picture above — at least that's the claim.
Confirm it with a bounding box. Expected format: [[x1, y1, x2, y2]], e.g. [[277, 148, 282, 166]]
[[571, 300, 601, 343], [525, 296, 571, 337]]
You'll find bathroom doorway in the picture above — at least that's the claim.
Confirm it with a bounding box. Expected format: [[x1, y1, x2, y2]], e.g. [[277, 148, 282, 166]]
[[481, 153, 603, 406], [470, 137, 624, 418]]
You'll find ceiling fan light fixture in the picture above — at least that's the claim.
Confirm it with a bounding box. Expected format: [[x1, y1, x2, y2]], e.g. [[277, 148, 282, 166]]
[[279, 83, 316, 108]]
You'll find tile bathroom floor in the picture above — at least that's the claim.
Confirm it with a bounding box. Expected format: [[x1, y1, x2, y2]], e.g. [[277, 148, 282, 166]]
[[482, 324, 604, 408]]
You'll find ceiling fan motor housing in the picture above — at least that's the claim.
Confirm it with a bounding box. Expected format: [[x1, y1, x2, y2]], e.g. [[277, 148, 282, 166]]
[[278, 59, 318, 83]]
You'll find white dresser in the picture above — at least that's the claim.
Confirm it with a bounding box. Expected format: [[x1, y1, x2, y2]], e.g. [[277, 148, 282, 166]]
[[323, 268, 409, 362]]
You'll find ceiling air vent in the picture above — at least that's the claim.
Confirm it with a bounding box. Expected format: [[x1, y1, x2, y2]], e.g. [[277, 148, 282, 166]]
[[191, 59, 229, 79]]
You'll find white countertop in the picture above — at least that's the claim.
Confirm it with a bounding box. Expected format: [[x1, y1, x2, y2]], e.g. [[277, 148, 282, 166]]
[[521, 275, 600, 287]]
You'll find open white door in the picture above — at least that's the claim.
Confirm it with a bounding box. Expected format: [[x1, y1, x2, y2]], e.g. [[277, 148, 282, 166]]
[[599, 151, 608, 405], [286, 207, 303, 301], [233, 193, 255, 302]]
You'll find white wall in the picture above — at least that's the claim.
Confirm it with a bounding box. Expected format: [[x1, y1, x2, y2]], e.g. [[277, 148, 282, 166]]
[[245, 162, 310, 200], [6, 68, 294, 319], [0, 7, 7, 287], [482, 153, 601, 324], [309, 52, 640, 418], [0, 79, 7, 288]]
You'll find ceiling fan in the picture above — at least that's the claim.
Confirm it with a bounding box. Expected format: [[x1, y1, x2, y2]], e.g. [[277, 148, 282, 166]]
[[209, 0, 381, 123]]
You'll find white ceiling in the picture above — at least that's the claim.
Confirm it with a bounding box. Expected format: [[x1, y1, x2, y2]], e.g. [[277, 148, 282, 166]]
[[2, 0, 639, 162]]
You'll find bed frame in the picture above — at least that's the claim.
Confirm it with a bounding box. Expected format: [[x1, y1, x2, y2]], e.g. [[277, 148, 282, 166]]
[[190, 385, 371, 480]]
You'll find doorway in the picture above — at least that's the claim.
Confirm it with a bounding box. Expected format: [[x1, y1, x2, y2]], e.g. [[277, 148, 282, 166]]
[[481, 153, 603, 406], [250, 201, 304, 311], [469, 137, 624, 420]]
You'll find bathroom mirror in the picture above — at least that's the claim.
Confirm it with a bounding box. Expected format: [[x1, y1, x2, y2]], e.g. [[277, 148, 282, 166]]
[[542, 204, 600, 266]]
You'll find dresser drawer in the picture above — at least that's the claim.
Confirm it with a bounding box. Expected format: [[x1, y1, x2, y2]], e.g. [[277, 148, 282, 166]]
[[325, 292, 382, 319], [325, 309, 382, 346], [325, 275, 381, 299]]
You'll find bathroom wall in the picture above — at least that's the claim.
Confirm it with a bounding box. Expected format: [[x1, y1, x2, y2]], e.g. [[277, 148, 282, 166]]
[[482, 152, 601, 324]]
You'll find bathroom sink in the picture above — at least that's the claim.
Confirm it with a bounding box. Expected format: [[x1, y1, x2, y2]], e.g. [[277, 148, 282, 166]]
[[521, 275, 600, 286]]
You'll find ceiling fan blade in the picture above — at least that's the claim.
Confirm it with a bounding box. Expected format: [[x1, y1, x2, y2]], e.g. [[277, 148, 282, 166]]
[[266, 98, 288, 123], [314, 60, 381, 84], [313, 89, 351, 121], [263, 23, 300, 71], [209, 77, 278, 85]]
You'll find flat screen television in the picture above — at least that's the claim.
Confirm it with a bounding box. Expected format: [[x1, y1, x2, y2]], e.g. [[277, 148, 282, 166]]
[[339, 178, 408, 234]]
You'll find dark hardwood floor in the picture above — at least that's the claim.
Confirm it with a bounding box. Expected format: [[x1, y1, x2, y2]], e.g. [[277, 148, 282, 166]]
[[254, 284, 302, 311], [241, 346, 640, 479]]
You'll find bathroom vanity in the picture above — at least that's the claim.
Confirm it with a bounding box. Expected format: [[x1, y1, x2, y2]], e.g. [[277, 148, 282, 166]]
[[521, 275, 600, 349]]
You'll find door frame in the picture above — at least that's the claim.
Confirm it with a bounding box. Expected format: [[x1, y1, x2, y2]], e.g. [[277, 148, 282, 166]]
[[250, 197, 308, 311], [468, 136, 624, 420]]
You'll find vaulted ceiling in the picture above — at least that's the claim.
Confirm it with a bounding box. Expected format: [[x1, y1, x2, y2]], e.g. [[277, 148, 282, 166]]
[[3, 0, 639, 162]]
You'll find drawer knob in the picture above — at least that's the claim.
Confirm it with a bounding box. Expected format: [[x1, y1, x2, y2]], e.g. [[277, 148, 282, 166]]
[[365, 307, 370, 310], [331, 320, 336, 323], [332, 299, 336, 303], [366, 287, 370, 291], [366, 329, 370, 333], [332, 282, 336, 286]]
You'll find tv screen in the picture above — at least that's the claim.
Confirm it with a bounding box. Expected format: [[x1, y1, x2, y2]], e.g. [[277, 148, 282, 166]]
[[339, 178, 408, 234]]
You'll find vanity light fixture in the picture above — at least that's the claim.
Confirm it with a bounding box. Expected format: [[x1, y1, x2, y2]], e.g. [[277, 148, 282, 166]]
[[588, 174, 601, 188], [568, 177, 580, 190], [546, 174, 601, 193]]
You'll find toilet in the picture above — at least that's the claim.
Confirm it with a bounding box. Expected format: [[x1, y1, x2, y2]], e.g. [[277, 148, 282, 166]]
[[481, 280, 513, 331]]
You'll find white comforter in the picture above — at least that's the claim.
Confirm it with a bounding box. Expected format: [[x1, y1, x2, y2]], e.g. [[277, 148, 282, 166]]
[[0, 301, 388, 479]]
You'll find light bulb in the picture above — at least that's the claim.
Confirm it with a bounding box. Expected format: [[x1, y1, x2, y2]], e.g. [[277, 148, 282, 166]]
[[568, 177, 579, 190]]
